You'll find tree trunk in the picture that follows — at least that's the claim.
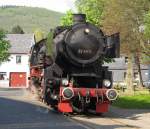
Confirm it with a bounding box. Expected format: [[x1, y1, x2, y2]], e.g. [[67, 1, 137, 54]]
[[125, 54, 134, 94], [135, 53, 144, 87]]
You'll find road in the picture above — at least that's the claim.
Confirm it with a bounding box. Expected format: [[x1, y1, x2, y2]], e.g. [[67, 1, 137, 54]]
[[0, 88, 150, 129], [0, 88, 87, 129]]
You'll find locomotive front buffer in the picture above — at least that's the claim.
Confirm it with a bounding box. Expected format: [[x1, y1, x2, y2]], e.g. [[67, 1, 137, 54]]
[[58, 80, 118, 113]]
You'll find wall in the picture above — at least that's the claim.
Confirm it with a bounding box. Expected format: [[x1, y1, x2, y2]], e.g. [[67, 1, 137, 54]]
[[0, 54, 29, 88], [110, 69, 126, 82]]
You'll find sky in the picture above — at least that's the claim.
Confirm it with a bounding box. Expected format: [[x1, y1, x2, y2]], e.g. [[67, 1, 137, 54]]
[[0, 0, 76, 13]]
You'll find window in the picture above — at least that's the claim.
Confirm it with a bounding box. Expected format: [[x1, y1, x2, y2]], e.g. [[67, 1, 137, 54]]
[[0, 72, 7, 80], [16, 55, 21, 64], [125, 57, 128, 64]]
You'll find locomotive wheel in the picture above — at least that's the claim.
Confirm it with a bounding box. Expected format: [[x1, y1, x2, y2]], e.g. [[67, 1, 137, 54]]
[[44, 88, 51, 105], [44, 87, 58, 110]]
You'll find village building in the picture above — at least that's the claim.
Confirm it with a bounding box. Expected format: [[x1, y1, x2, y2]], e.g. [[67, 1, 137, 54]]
[[104, 57, 150, 87], [0, 34, 35, 88]]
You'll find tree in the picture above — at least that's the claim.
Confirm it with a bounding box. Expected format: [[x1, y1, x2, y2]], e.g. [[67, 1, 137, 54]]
[[11, 25, 24, 34], [0, 29, 10, 62], [143, 12, 150, 64], [0, 28, 9, 34], [75, 0, 105, 26], [61, 0, 105, 27], [34, 28, 44, 43], [46, 31, 53, 56], [102, 0, 150, 90], [61, 10, 73, 26]]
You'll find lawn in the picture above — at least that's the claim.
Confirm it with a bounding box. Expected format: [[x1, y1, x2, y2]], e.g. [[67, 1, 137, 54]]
[[112, 95, 150, 109]]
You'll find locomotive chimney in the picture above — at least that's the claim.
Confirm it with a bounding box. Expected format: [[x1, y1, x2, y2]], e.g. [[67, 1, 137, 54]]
[[73, 14, 86, 24]]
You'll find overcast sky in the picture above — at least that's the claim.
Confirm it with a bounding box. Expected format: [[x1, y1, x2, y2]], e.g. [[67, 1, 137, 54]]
[[0, 0, 76, 13]]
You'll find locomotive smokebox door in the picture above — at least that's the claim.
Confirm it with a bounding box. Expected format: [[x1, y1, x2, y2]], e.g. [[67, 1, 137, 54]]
[[106, 33, 120, 58]]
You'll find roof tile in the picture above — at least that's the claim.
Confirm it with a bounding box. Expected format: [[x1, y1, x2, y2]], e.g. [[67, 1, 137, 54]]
[[6, 34, 35, 54]]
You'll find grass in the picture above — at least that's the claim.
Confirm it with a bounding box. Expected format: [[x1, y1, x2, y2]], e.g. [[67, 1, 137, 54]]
[[134, 90, 150, 95], [118, 89, 150, 96], [113, 95, 150, 109], [0, 6, 64, 34]]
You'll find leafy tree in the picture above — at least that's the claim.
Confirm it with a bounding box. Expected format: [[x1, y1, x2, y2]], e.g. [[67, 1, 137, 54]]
[[102, 0, 150, 89], [0, 28, 9, 34], [61, 10, 73, 26], [46, 31, 53, 56], [75, 0, 105, 26], [34, 28, 44, 43], [143, 12, 150, 63], [144, 12, 150, 38], [0, 29, 10, 62], [11, 25, 24, 34], [61, 0, 105, 27]]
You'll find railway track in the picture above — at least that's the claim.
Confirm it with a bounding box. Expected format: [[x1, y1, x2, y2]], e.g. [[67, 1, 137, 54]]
[[64, 113, 137, 129]]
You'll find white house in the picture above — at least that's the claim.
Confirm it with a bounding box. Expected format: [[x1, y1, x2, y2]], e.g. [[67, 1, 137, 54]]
[[0, 34, 35, 88]]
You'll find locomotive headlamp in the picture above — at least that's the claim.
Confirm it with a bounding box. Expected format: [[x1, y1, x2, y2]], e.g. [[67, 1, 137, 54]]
[[103, 79, 111, 88], [84, 28, 90, 34], [62, 79, 69, 86], [62, 87, 74, 100], [106, 89, 118, 101]]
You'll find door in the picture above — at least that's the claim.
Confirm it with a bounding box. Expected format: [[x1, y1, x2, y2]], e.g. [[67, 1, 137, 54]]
[[10, 72, 26, 87]]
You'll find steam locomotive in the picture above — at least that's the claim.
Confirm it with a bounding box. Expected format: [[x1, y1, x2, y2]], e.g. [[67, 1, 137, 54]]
[[29, 14, 120, 114]]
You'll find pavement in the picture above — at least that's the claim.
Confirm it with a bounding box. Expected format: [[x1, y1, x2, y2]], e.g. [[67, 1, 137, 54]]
[[0, 88, 150, 129], [0, 88, 88, 129], [72, 106, 150, 129]]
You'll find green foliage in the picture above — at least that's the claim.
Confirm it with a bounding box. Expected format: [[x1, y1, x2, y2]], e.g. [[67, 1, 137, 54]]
[[141, 52, 150, 64], [11, 25, 24, 34], [102, 0, 150, 54], [0, 28, 9, 34], [75, 0, 105, 26], [61, 0, 105, 26], [142, 10, 150, 62], [144, 11, 150, 38], [75, 0, 114, 63], [103, 57, 114, 64], [113, 95, 150, 109], [46, 31, 54, 56], [61, 10, 73, 26], [34, 28, 44, 43], [0, 6, 63, 34], [0, 30, 10, 62]]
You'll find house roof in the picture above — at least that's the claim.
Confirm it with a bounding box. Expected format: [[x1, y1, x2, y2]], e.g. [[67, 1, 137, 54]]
[[104, 58, 127, 69], [6, 34, 35, 54], [104, 57, 150, 70]]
